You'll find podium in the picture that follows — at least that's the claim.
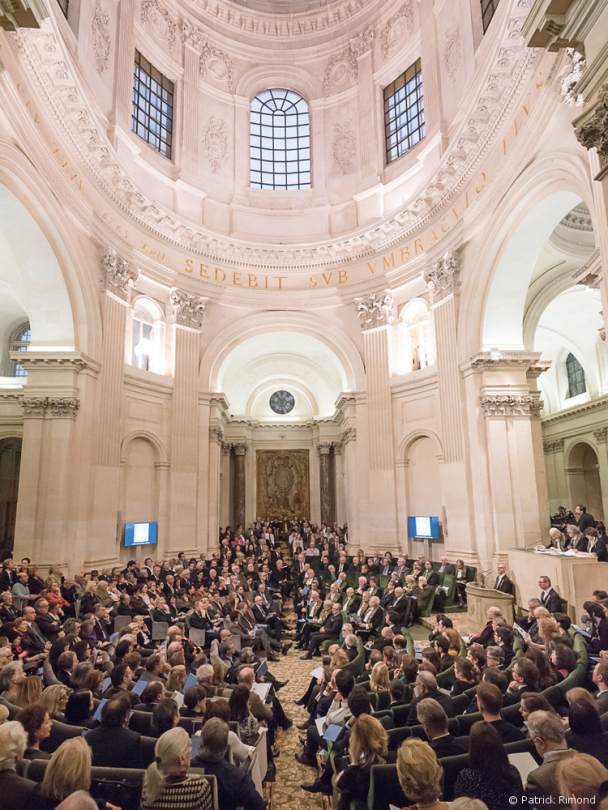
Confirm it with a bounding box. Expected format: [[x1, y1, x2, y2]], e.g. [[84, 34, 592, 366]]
[[463, 583, 514, 634]]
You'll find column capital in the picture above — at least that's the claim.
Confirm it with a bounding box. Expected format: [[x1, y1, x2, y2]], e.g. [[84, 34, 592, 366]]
[[20, 396, 79, 419], [593, 427, 608, 444], [355, 289, 394, 330], [170, 288, 207, 330], [574, 83, 608, 178], [100, 251, 138, 302], [543, 438, 564, 454], [180, 18, 205, 53], [424, 253, 460, 304], [349, 26, 375, 58], [209, 426, 224, 444], [317, 443, 333, 455], [341, 427, 357, 444], [232, 443, 248, 456], [479, 391, 543, 419]]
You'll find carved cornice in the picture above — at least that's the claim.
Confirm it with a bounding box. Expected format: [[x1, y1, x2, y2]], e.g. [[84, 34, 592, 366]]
[[593, 427, 608, 444], [542, 394, 608, 424], [0, 0, 47, 31], [6, 0, 544, 275], [543, 438, 564, 454], [170, 288, 207, 329], [468, 351, 551, 377], [479, 393, 543, 419], [20, 396, 79, 418], [101, 251, 138, 302], [356, 290, 394, 330], [424, 254, 460, 303]]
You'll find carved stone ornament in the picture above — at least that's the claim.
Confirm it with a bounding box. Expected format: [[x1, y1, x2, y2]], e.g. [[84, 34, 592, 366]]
[[170, 288, 207, 329], [600, 327, 606, 342], [381, 2, 414, 61], [593, 427, 608, 444], [21, 397, 79, 419], [479, 395, 543, 419], [209, 426, 224, 444], [342, 428, 357, 444], [355, 290, 394, 330], [575, 84, 608, 164], [317, 443, 333, 455], [443, 23, 462, 82], [349, 26, 375, 58], [424, 254, 460, 302], [333, 120, 356, 174], [543, 439, 564, 454], [202, 116, 228, 173], [323, 48, 358, 98], [232, 443, 248, 456], [91, 0, 110, 74], [200, 42, 234, 92], [560, 49, 586, 108], [100, 251, 138, 301], [180, 18, 205, 52], [140, 0, 176, 52]]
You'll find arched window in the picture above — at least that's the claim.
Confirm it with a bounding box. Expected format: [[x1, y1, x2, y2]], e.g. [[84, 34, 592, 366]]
[[400, 300, 433, 373], [131, 299, 164, 373], [566, 352, 586, 398], [250, 89, 310, 190], [10, 323, 31, 378]]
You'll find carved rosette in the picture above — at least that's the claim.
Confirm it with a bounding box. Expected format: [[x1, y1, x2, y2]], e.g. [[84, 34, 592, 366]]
[[560, 49, 586, 108], [593, 428, 608, 444], [140, 0, 176, 52], [479, 395, 543, 419], [200, 42, 234, 92], [574, 84, 608, 167], [91, 0, 110, 74], [317, 443, 333, 455], [21, 397, 79, 419], [355, 290, 394, 330], [333, 120, 356, 174], [424, 254, 460, 303], [100, 251, 138, 301], [381, 2, 414, 61], [170, 288, 207, 329], [543, 439, 564, 454], [323, 48, 358, 98], [202, 117, 228, 173]]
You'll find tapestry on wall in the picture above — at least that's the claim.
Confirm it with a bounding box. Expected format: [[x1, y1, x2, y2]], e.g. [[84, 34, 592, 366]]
[[256, 450, 310, 519]]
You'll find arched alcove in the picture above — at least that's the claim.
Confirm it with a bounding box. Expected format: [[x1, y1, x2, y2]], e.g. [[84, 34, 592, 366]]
[[0, 437, 22, 551], [405, 435, 444, 558], [567, 441, 603, 521]]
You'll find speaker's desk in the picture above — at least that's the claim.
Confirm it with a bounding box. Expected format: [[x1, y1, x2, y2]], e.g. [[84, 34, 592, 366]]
[[507, 547, 608, 621]]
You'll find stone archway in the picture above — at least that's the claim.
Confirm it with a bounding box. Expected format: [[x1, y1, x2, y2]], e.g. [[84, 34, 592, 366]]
[[567, 442, 603, 521]]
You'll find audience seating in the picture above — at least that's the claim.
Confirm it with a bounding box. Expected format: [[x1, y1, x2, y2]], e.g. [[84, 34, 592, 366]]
[[342, 636, 365, 678], [41, 719, 87, 752]]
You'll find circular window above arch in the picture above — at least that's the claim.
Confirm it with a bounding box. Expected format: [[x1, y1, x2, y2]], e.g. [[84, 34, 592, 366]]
[[270, 390, 295, 414]]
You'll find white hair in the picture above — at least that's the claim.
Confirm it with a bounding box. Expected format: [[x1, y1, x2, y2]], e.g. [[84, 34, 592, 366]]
[[144, 727, 191, 803], [0, 721, 27, 771]]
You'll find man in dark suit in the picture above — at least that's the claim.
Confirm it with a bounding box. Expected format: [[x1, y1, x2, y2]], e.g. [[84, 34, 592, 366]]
[[192, 717, 266, 810], [416, 698, 468, 757], [33, 598, 61, 641], [0, 591, 19, 623], [93, 604, 112, 646], [525, 711, 576, 803], [20, 606, 48, 655], [437, 557, 455, 575], [468, 605, 503, 647], [85, 695, 143, 769], [406, 672, 455, 725], [408, 577, 435, 620], [252, 595, 282, 640], [493, 563, 513, 595], [380, 557, 394, 577], [473, 683, 524, 743], [575, 504, 595, 534], [387, 588, 409, 626], [341, 587, 361, 616], [539, 576, 562, 613], [0, 560, 16, 592], [302, 602, 344, 659], [592, 659, 608, 714]]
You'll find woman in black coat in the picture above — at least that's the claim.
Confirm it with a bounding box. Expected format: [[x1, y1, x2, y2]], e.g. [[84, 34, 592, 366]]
[[64, 689, 99, 730], [566, 700, 608, 765]]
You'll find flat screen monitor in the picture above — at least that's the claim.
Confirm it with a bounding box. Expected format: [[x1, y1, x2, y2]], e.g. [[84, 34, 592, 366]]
[[408, 516, 439, 540], [124, 521, 158, 547]]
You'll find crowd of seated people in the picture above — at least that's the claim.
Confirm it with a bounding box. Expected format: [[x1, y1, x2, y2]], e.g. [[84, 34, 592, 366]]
[[0, 518, 606, 810]]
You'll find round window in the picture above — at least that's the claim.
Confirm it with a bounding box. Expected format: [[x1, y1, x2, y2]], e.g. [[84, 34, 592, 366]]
[[269, 390, 295, 415]]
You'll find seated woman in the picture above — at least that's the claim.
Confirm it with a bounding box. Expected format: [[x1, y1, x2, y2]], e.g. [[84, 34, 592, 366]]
[[443, 627, 462, 660], [64, 690, 98, 729], [519, 692, 556, 724], [39, 685, 69, 722], [454, 721, 523, 810], [454, 559, 470, 607], [203, 698, 251, 766], [141, 727, 213, 810], [565, 700, 608, 765], [180, 685, 208, 718], [17, 704, 52, 761], [397, 738, 449, 810], [548, 641, 578, 682], [451, 657, 479, 696], [0, 721, 36, 810], [525, 648, 557, 691], [229, 685, 260, 746], [335, 715, 388, 810], [369, 662, 390, 693]]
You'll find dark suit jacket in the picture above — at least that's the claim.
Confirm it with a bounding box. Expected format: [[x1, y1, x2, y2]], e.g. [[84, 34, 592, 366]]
[[190, 756, 266, 810], [320, 613, 343, 638], [590, 616, 608, 654], [470, 621, 494, 647], [0, 605, 19, 623], [577, 512, 595, 533], [0, 768, 36, 810], [425, 570, 440, 588], [540, 588, 562, 613], [429, 734, 468, 758], [342, 595, 361, 615], [85, 724, 143, 768], [494, 575, 513, 594], [595, 538, 608, 562], [189, 611, 212, 631], [438, 564, 455, 575], [488, 718, 525, 743], [252, 604, 273, 624], [34, 613, 61, 641], [575, 535, 589, 552], [406, 688, 455, 725]]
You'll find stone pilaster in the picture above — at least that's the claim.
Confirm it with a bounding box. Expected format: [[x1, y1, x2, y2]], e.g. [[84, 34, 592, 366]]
[[180, 21, 205, 179], [542, 438, 568, 516], [232, 443, 247, 530], [207, 397, 228, 550], [351, 27, 377, 185], [356, 292, 398, 549], [592, 427, 608, 521], [111, 0, 135, 132], [317, 443, 334, 526], [168, 289, 205, 556], [336, 395, 359, 547]]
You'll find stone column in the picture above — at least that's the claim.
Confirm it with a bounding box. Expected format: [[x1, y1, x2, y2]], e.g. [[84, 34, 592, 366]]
[[351, 27, 378, 186], [424, 254, 473, 562], [90, 252, 138, 568], [356, 291, 398, 550], [334, 444, 345, 525], [593, 428, 608, 521], [12, 355, 82, 569], [168, 289, 206, 557], [318, 443, 333, 526], [219, 444, 231, 529], [207, 396, 228, 548], [233, 443, 247, 530], [232, 96, 251, 203]]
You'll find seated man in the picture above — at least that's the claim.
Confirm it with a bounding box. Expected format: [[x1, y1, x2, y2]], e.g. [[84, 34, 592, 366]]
[[191, 718, 266, 810], [296, 669, 355, 766], [416, 698, 468, 757], [406, 577, 435, 622], [355, 595, 384, 637], [469, 682, 524, 743], [340, 587, 360, 616], [301, 602, 343, 660], [406, 671, 455, 725], [85, 695, 143, 768], [252, 594, 282, 640], [468, 606, 502, 647], [525, 711, 576, 802], [33, 598, 61, 642], [539, 576, 563, 613]]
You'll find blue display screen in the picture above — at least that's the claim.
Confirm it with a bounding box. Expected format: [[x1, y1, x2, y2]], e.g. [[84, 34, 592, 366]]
[[124, 521, 158, 546], [407, 516, 439, 539]]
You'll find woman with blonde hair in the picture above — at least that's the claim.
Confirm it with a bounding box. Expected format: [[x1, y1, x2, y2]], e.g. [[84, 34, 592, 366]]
[[335, 715, 388, 810], [30, 737, 93, 809], [557, 752, 608, 803], [443, 627, 461, 658], [166, 665, 187, 695], [39, 685, 69, 721], [331, 649, 349, 668], [397, 738, 448, 810], [14, 676, 43, 709], [370, 662, 390, 693], [141, 727, 213, 810]]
